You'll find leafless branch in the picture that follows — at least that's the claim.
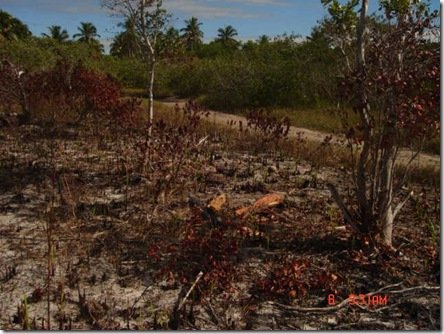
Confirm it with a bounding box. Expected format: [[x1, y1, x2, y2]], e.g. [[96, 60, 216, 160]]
[[178, 271, 203, 311], [327, 183, 360, 233]]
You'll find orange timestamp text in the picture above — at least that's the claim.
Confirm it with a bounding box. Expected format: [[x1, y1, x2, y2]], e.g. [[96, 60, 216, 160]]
[[327, 293, 388, 306]]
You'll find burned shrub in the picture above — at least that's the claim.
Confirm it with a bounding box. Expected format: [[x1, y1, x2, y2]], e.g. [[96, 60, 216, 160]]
[[256, 257, 339, 302], [0, 59, 141, 130], [133, 100, 210, 203], [243, 109, 290, 151]]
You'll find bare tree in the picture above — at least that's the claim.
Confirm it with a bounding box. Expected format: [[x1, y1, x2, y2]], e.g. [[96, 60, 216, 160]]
[[102, 0, 170, 134]]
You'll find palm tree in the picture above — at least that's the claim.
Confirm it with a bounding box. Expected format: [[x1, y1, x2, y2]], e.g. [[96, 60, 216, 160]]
[[158, 27, 182, 57], [216, 25, 238, 46], [42, 25, 69, 42], [73, 22, 100, 43], [180, 17, 203, 50], [110, 18, 141, 58], [257, 34, 270, 44]]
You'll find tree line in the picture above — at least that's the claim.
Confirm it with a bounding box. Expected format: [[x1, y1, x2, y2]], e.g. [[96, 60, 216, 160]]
[[0, 6, 342, 111]]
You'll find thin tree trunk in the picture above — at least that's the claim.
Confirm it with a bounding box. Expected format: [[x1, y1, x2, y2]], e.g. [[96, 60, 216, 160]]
[[378, 139, 396, 246], [356, 0, 368, 66], [381, 207, 394, 246], [380, 5, 409, 246], [355, 0, 372, 232], [327, 0, 371, 237], [147, 57, 155, 136]]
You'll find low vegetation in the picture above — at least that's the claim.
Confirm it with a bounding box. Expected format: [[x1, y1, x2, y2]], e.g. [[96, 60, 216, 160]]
[[0, 0, 440, 330]]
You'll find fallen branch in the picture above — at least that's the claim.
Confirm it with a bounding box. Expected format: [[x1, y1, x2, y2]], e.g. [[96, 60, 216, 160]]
[[336, 319, 395, 330], [201, 293, 220, 326], [265, 297, 350, 313], [384, 285, 440, 296], [129, 284, 154, 318], [366, 282, 403, 295], [178, 271, 203, 311]]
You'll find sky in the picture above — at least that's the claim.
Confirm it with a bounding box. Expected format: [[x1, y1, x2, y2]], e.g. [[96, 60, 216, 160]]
[[0, 0, 440, 53]]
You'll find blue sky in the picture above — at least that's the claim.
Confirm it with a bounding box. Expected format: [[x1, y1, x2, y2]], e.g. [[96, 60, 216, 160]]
[[0, 0, 440, 52]]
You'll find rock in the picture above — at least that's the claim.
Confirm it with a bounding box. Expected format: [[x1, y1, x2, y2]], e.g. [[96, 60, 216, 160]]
[[327, 317, 338, 326]]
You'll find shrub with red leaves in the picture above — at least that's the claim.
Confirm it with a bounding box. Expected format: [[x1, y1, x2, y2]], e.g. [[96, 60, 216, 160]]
[[1, 59, 141, 128], [244, 109, 290, 149], [256, 258, 339, 301], [160, 210, 242, 294]]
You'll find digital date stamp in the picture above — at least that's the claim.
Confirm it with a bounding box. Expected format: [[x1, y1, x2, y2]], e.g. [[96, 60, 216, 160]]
[[328, 293, 388, 306]]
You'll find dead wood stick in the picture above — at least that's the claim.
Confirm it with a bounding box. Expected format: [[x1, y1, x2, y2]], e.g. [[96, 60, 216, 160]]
[[129, 284, 154, 318], [202, 295, 220, 325], [326, 183, 360, 233], [265, 298, 350, 313], [366, 282, 403, 295], [383, 285, 440, 295], [336, 319, 395, 329], [178, 271, 203, 311]]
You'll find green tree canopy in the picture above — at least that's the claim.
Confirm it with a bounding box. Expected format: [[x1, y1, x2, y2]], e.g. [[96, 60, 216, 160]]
[[73, 22, 103, 53], [73, 22, 100, 43], [180, 17, 204, 50], [42, 25, 69, 42], [0, 10, 31, 41], [110, 17, 141, 58], [215, 25, 238, 47]]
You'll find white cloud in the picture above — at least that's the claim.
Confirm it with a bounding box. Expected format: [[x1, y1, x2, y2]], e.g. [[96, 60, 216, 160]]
[[164, 0, 266, 19], [226, 0, 291, 6], [0, 0, 105, 14], [100, 37, 113, 53]]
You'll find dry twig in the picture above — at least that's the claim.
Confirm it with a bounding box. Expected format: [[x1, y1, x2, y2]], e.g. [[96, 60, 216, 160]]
[[178, 271, 204, 311]]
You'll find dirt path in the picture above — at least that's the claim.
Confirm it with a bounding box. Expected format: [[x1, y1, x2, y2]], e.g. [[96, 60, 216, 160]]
[[160, 99, 440, 169]]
